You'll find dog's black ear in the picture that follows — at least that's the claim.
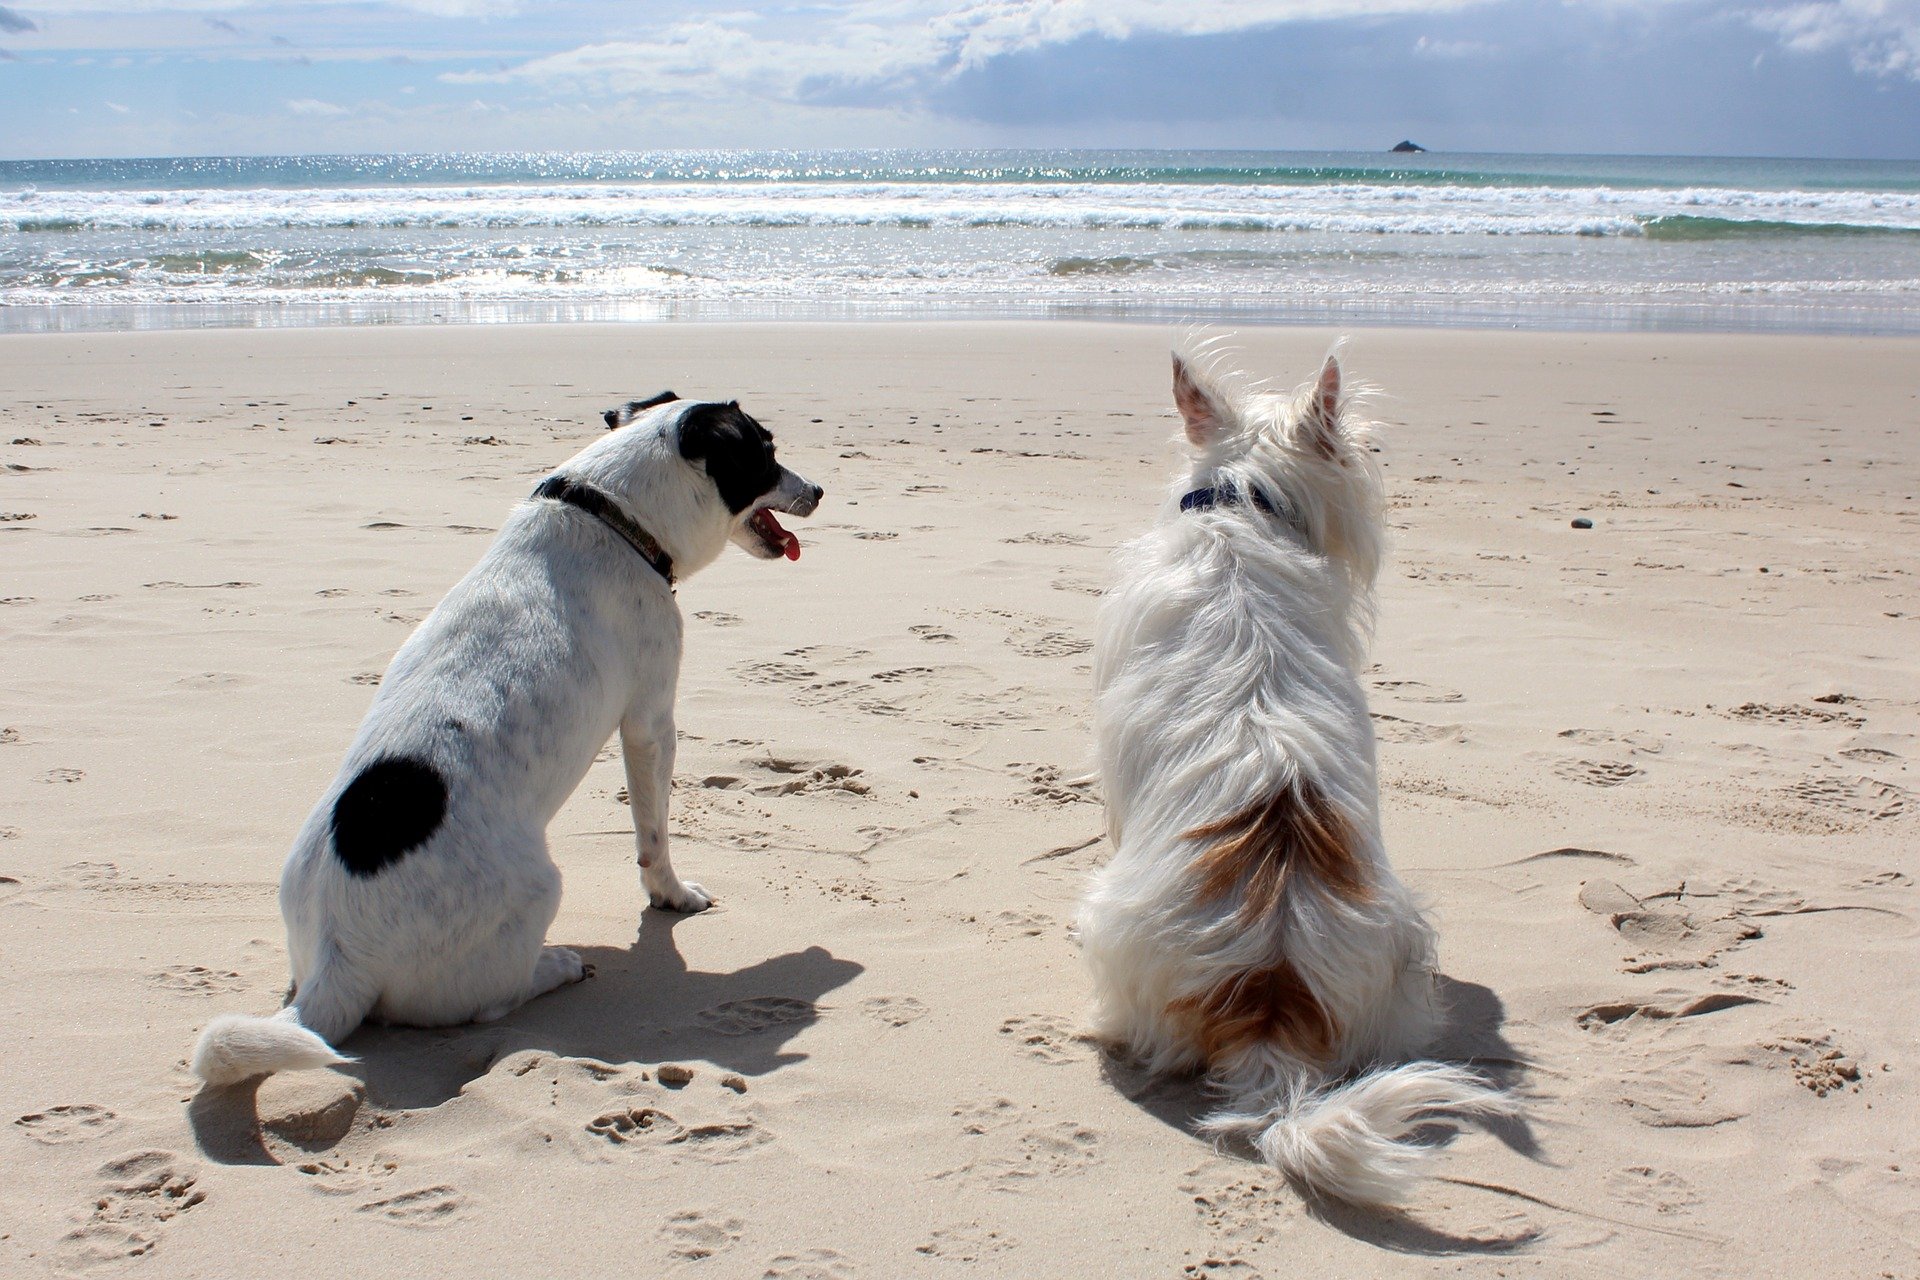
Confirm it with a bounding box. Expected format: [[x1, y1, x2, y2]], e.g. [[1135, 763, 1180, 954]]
[[678, 401, 779, 515], [1173, 354, 1227, 447], [604, 391, 680, 431]]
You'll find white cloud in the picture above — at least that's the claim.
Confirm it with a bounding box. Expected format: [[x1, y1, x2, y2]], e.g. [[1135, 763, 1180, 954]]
[[286, 95, 347, 114], [441, 0, 1493, 98], [1748, 1, 1920, 79], [1413, 32, 1493, 57]]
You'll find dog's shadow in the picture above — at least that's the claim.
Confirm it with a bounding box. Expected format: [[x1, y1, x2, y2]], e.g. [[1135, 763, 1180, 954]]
[[189, 909, 863, 1164], [1101, 975, 1544, 1256]]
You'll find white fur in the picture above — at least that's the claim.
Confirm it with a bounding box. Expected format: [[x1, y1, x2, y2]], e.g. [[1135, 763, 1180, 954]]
[[191, 399, 820, 1087], [1078, 341, 1507, 1206]]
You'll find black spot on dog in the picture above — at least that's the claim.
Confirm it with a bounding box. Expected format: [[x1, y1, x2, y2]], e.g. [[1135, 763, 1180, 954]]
[[332, 756, 448, 878], [604, 390, 679, 430], [677, 401, 779, 515]]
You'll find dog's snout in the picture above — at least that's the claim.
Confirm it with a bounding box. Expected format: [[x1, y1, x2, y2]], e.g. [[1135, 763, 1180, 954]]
[[776, 480, 823, 518]]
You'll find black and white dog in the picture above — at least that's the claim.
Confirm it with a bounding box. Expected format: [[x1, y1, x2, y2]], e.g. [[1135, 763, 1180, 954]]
[[192, 393, 822, 1085]]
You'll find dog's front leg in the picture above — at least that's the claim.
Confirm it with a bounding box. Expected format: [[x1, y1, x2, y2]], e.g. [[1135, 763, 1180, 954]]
[[621, 716, 711, 913]]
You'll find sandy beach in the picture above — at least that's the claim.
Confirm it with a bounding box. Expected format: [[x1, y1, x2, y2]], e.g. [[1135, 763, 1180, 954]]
[[3, 320, 1917, 1277]]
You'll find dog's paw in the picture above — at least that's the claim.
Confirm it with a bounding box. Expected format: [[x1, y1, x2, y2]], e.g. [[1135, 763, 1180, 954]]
[[649, 880, 714, 913]]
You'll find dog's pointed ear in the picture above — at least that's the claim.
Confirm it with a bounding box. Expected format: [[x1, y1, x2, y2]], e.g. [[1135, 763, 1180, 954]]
[[1304, 356, 1342, 458], [1173, 354, 1226, 446]]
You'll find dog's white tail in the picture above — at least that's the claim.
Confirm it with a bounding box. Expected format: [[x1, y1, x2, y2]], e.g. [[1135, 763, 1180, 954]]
[[1200, 1061, 1509, 1206], [191, 955, 370, 1086]]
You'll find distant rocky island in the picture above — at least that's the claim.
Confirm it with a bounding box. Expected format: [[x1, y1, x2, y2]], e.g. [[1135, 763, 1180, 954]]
[[1390, 140, 1427, 153]]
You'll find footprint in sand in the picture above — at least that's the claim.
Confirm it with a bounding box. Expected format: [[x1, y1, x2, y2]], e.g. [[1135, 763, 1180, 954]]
[[1580, 882, 1762, 973], [16, 1104, 119, 1145], [142, 579, 259, 591], [1723, 701, 1864, 729], [738, 660, 821, 686], [1014, 763, 1097, 807], [1782, 775, 1908, 820], [147, 965, 246, 996], [1050, 577, 1103, 597], [356, 1185, 470, 1229], [997, 1014, 1091, 1066], [1613, 1052, 1745, 1129], [763, 1247, 856, 1279], [739, 759, 871, 798], [60, 1151, 205, 1268], [860, 995, 928, 1027], [1373, 678, 1466, 704], [1575, 990, 1765, 1032], [915, 1222, 1015, 1262], [1558, 726, 1663, 753], [1605, 1165, 1702, 1215], [1179, 1160, 1302, 1244], [1555, 758, 1644, 787], [937, 1099, 1101, 1193], [976, 910, 1055, 941], [41, 767, 85, 784], [693, 610, 743, 627], [1002, 531, 1089, 546], [1370, 714, 1465, 745], [586, 1107, 767, 1162], [0, 727, 20, 745], [909, 623, 957, 643], [697, 996, 818, 1035], [1839, 745, 1900, 764], [1748, 1032, 1865, 1097], [659, 1209, 746, 1261], [1007, 631, 1092, 659]]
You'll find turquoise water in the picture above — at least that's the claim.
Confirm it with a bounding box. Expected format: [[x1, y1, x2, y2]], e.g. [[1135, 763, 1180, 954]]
[[4, 150, 1918, 333]]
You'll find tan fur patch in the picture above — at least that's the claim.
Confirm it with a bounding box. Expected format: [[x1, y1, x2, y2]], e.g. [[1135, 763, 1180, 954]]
[[1168, 959, 1336, 1066], [1183, 776, 1372, 920]]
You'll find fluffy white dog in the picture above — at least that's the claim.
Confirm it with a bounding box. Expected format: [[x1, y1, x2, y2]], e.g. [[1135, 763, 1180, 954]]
[[1078, 344, 1505, 1206], [192, 393, 821, 1086]]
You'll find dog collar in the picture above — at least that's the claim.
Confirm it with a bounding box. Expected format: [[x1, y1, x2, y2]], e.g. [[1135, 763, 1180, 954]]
[[1181, 481, 1274, 517], [532, 474, 676, 590]]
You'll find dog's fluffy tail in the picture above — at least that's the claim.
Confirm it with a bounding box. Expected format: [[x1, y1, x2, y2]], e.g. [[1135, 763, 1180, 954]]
[[191, 956, 369, 1086], [1199, 1062, 1509, 1207]]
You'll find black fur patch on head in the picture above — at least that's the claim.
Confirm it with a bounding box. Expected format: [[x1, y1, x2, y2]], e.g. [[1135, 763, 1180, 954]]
[[331, 756, 448, 878], [676, 401, 780, 515], [604, 390, 680, 430]]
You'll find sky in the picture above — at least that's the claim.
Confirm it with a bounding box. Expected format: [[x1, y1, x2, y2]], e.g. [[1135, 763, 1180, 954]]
[[2, 0, 1919, 160]]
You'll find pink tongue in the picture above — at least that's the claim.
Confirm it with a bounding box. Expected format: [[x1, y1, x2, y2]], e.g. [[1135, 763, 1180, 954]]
[[759, 509, 800, 561]]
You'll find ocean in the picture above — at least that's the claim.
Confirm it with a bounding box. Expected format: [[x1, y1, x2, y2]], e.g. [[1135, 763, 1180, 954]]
[[3, 149, 1919, 335]]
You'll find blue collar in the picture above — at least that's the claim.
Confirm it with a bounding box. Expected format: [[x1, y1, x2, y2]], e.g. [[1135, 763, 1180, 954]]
[[1181, 479, 1276, 517], [1180, 479, 1307, 540]]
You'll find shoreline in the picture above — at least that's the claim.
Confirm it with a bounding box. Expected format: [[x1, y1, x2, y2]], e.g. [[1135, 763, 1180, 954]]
[[6, 294, 1920, 338]]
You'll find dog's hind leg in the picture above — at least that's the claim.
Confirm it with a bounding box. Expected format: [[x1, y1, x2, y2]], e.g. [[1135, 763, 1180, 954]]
[[621, 712, 711, 913], [474, 947, 587, 1023]]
